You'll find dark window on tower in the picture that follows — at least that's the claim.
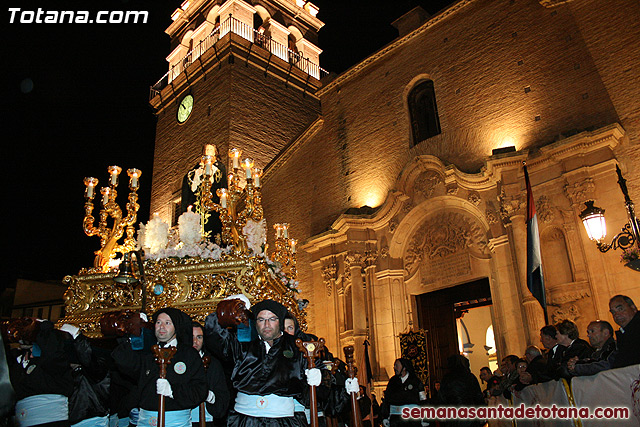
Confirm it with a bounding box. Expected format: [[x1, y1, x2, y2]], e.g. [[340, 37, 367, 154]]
[[408, 80, 441, 146]]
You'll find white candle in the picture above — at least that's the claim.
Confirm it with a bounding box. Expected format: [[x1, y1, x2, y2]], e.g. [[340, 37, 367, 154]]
[[127, 169, 141, 189], [101, 188, 110, 206], [283, 224, 289, 238], [220, 192, 227, 208], [108, 166, 122, 186], [243, 158, 254, 179], [253, 168, 262, 187], [84, 177, 98, 199], [187, 205, 193, 212], [290, 239, 297, 253]]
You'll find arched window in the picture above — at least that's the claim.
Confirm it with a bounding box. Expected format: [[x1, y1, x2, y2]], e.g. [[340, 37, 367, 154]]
[[408, 79, 441, 146]]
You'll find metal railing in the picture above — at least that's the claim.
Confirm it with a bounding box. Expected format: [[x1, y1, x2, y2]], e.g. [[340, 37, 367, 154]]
[[150, 16, 328, 99]]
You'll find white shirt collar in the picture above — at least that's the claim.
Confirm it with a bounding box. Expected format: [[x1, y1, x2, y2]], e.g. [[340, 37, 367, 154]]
[[160, 337, 178, 348], [401, 373, 409, 383]]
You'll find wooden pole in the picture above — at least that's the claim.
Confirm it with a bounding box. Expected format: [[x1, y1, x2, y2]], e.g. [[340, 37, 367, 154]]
[[152, 345, 177, 427], [200, 356, 211, 427], [296, 338, 325, 427], [343, 346, 363, 427]]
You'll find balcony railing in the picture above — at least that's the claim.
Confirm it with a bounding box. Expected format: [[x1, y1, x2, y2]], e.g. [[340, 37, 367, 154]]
[[150, 16, 328, 100]]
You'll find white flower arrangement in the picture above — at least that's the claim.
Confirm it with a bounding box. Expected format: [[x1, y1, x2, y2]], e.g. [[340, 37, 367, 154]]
[[145, 239, 230, 261], [263, 253, 300, 294], [243, 218, 267, 255], [178, 210, 202, 246], [144, 215, 170, 255]]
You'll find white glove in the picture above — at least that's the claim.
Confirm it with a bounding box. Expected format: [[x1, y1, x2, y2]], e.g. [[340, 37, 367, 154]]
[[382, 419, 390, 427], [206, 391, 216, 404], [306, 368, 321, 386], [156, 378, 173, 398], [224, 294, 251, 309], [140, 312, 148, 322], [345, 377, 359, 394], [419, 391, 427, 401], [59, 324, 80, 339]]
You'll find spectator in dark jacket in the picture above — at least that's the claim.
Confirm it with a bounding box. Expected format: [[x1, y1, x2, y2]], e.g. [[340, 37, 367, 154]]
[[438, 354, 485, 427]]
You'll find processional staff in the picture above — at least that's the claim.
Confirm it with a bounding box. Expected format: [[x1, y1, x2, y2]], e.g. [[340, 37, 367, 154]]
[[152, 345, 177, 427], [296, 338, 326, 427], [344, 345, 363, 427], [199, 355, 211, 427]]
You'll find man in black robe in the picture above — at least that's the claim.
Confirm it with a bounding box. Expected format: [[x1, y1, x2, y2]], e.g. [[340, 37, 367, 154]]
[[204, 298, 320, 427], [112, 308, 207, 427], [180, 144, 228, 243], [380, 358, 426, 427], [191, 321, 230, 427], [7, 318, 74, 427]]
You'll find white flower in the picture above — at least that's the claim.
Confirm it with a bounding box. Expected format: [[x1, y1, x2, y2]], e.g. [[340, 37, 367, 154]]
[[145, 216, 170, 254], [243, 218, 267, 255], [136, 223, 146, 250], [178, 210, 202, 246]]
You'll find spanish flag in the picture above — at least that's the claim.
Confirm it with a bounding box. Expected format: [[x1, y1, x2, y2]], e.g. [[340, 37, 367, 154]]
[[524, 163, 547, 319]]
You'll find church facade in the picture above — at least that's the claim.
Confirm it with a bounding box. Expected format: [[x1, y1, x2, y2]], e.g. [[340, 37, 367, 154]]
[[149, 0, 640, 387]]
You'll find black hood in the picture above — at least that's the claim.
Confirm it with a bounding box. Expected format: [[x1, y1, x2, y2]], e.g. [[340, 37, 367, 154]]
[[250, 299, 287, 332], [152, 307, 192, 347]]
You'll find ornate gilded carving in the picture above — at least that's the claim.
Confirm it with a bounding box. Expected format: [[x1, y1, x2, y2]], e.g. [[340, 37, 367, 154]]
[[563, 179, 595, 207], [446, 184, 458, 195], [389, 218, 399, 233], [404, 211, 488, 274], [61, 255, 305, 337], [414, 171, 444, 199]]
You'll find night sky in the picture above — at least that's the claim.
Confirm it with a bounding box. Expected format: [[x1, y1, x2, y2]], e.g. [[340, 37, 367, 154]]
[[3, 0, 453, 292]]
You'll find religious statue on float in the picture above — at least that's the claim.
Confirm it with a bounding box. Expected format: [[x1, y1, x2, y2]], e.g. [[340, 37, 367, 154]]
[[181, 144, 228, 243]]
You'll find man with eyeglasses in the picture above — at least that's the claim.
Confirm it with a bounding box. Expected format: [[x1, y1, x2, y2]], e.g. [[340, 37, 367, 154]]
[[204, 298, 322, 427], [568, 294, 640, 376]]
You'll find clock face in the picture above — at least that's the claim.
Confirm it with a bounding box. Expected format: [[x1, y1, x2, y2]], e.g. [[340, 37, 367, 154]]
[[177, 94, 194, 123]]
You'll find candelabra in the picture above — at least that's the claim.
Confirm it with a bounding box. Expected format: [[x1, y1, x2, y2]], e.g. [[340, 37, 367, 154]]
[[83, 166, 141, 271], [272, 223, 298, 279], [200, 149, 263, 255]]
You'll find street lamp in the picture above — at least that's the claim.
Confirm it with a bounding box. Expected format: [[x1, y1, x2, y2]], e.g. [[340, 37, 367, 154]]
[[579, 165, 640, 269], [114, 250, 148, 314]]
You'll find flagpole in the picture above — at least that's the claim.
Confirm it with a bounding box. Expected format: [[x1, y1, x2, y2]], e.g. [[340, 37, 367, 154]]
[[523, 161, 549, 325]]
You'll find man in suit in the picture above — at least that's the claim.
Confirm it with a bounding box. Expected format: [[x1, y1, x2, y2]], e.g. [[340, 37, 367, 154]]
[[539, 325, 565, 380], [569, 295, 640, 376]]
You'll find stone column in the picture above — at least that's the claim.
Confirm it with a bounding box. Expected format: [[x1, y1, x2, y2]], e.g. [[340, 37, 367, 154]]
[[373, 268, 406, 380]]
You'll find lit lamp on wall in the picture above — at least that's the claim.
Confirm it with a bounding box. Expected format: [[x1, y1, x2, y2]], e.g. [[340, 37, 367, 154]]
[[579, 165, 640, 270]]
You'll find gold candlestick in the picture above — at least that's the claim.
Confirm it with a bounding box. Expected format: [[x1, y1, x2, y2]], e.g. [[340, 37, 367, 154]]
[[83, 166, 141, 271], [200, 153, 263, 256]]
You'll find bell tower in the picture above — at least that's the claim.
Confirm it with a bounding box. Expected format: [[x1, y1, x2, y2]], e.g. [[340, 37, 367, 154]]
[[148, 0, 325, 224]]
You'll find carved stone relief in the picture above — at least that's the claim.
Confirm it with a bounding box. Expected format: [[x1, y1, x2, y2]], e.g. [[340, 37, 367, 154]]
[[322, 262, 337, 296], [536, 195, 555, 224], [563, 179, 595, 207], [446, 184, 458, 195], [414, 171, 444, 199], [404, 211, 489, 275], [551, 304, 580, 324], [486, 208, 499, 225], [389, 218, 399, 233], [498, 186, 524, 224], [467, 191, 481, 206]]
